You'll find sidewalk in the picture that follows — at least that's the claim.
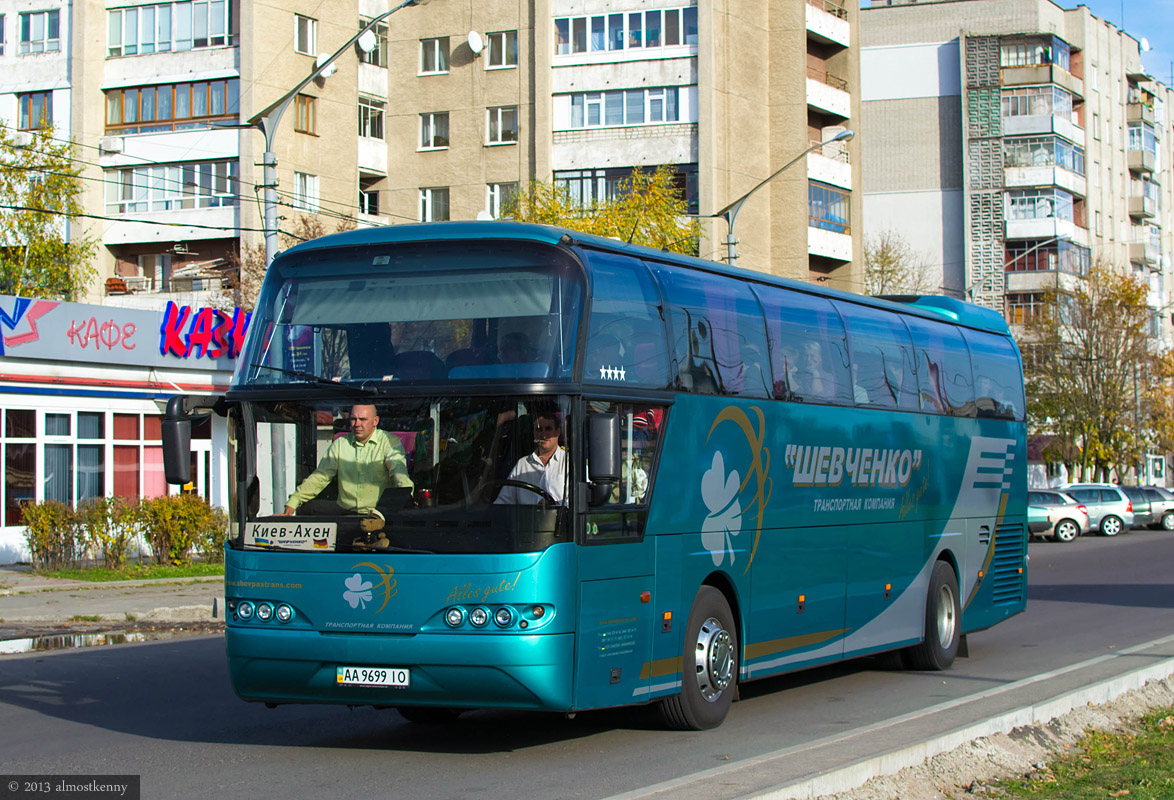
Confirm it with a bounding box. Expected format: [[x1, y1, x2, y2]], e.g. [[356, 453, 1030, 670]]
[[0, 564, 224, 639]]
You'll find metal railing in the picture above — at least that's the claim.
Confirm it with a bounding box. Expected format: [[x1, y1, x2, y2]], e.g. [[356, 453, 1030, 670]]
[[808, 137, 851, 163], [807, 0, 848, 20], [806, 65, 849, 92]]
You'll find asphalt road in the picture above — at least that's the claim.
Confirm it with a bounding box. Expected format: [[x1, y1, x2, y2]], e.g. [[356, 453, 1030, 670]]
[[1, 529, 1171, 800]]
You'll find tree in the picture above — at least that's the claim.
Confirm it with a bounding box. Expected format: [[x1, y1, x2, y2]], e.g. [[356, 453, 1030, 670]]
[[1022, 263, 1154, 482], [505, 166, 700, 255], [862, 230, 935, 296], [0, 124, 96, 299]]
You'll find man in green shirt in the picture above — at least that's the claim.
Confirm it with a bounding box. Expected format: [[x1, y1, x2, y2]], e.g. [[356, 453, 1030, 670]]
[[280, 404, 413, 515]]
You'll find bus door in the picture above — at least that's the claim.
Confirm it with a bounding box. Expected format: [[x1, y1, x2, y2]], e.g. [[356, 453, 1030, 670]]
[[574, 402, 663, 710]]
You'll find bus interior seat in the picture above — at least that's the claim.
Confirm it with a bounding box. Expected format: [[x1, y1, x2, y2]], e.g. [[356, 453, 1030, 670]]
[[389, 430, 417, 470], [392, 350, 446, 380], [446, 348, 486, 371], [344, 323, 395, 379]]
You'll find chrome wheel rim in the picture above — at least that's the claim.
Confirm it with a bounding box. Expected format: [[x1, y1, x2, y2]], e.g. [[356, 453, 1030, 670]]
[[694, 616, 734, 703], [1103, 517, 1121, 536], [1056, 521, 1078, 542], [935, 584, 957, 649]]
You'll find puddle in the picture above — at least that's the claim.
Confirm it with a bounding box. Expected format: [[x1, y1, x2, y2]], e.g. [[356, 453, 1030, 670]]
[[0, 629, 193, 654]]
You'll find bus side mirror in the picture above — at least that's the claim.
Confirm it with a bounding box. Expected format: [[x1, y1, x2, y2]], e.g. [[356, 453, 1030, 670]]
[[162, 418, 192, 484], [588, 412, 620, 484]]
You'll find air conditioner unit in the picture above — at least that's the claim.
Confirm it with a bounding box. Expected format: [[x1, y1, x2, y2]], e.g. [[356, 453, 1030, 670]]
[[99, 136, 123, 154], [11, 131, 34, 148]]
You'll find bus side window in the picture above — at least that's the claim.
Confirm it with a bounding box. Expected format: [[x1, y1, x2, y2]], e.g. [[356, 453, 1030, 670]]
[[755, 286, 852, 405], [656, 265, 771, 398], [587, 402, 665, 507], [964, 329, 1024, 421], [903, 316, 975, 416], [582, 254, 670, 389], [840, 304, 918, 411]]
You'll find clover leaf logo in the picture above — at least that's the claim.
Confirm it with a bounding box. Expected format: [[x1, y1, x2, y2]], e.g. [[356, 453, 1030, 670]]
[[701, 450, 742, 567], [343, 573, 374, 609]]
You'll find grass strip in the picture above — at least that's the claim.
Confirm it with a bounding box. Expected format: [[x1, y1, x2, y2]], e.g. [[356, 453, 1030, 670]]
[[35, 563, 224, 582]]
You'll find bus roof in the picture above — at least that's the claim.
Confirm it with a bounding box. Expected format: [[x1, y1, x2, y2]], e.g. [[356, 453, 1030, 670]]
[[281, 221, 1010, 337]]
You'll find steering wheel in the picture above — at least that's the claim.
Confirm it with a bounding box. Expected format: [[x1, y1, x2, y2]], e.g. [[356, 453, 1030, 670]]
[[485, 478, 557, 505]]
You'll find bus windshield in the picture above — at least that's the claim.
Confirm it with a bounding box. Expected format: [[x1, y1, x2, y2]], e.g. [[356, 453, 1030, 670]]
[[242, 394, 573, 554], [237, 240, 584, 388]]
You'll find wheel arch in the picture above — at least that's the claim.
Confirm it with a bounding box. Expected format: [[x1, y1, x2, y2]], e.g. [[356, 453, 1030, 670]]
[[701, 570, 743, 666]]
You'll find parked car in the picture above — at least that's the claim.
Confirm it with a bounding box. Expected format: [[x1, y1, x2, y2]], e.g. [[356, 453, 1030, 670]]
[[1118, 486, 1155, 528], [1027, 505, 1052, 535], [1027, 489, 1091, 543], [1059, 484, 1134, 536], [1142, 486, 1174, 530]]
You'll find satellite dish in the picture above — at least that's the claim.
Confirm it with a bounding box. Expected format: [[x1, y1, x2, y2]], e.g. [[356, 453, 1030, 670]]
[[1140, 37, 1151, 52], [357, 29, 378, 53], [467, 30, 484, 55], [476, 210, 494, 220], [315, 53, 337, 77]]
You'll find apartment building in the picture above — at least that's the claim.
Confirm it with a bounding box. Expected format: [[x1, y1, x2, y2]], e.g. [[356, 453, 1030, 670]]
[[860, 0, 1174, 344]]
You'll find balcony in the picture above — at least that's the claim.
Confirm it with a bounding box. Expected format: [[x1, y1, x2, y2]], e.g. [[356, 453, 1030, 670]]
[[1129, 149, 1156, 173], [358, 136, 387, 176], [1130, 240, 1160, 266], [1127, 102, 1156, 126], [808, 227, 851, 261], [806, 68, 850, 119], [1002, 115, 1084, 147], [806, 0, 849, 49], [1129, 194, 1157, 219], [1004, 166, 1085, 198], [1000, 65, 1083, 98], [806, 138, 851, 190], [1004, 217, 1087, 247]]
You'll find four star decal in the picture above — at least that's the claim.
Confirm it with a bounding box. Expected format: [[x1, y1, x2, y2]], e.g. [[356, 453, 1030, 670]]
[[598, 364, 626, 381]]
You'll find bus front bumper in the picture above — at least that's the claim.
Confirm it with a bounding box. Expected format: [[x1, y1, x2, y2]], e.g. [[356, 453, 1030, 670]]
[[226, 626, 575, 711]]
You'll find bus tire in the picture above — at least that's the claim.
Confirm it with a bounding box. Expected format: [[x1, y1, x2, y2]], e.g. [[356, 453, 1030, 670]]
[[904, 560, 960, 671], [396, 706, 463, 724], [659, 586, 738, 731]]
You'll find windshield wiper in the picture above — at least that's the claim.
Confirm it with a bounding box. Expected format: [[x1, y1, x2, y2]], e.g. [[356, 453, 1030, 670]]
[[251, 363, 376, 394]]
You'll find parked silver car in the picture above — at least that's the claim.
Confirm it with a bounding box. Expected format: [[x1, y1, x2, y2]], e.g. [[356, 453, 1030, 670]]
[[1059, 484, 1134, 536], [1141, 486, 1174, 530], [1118, 486, 1155, 528], [1027, 489, 1091, 543]]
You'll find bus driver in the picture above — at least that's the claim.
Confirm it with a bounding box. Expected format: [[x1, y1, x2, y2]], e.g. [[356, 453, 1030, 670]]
[[280, 403, 414, 516], [494, 410, 567, 505]]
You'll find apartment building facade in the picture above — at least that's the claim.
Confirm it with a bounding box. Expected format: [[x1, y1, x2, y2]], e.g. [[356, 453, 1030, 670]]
[[860, 0, 1174, 344]]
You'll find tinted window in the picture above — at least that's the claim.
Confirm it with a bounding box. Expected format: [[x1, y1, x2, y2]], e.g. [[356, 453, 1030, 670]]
[[963, 329, 1024, 421], [1029, 491, 1062, 504], [903, 316, 975, 416], [582, 254, 671, 389], [1099, 489, 1124, 503], [1065, 488, 1095, 503], [657, 265, 771, 398], [755, 285, 852, 405], [840, 304, 918, 411]]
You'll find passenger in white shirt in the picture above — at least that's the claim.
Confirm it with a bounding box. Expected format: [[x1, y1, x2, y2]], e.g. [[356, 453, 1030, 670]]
[[494, 412, 567, 505]]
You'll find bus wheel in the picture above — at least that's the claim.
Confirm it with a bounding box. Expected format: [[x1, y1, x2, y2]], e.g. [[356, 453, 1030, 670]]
[[904, 561, 960, 671], [659, 586, 738, 731], [396, 706, 463, 724]]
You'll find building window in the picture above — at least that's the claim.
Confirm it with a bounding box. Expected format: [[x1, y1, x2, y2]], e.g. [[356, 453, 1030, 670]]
[[420, 112, 449, 149], [105, 161, 238, 213], [359, 179, 380, 216], [487, 106, 518, 144], [105, 79, 240, 134], [358, 20, 388, 67], [420, 37, 449, 74], [554, 164, 698, 215], [1003, 135, 1084, 174], [19, 10, 60, 54], [487, 30, 517, 68], [487, 182, 518, 218], [294, 172, 319, 212], [1005, 240, 1089, 275], [1001, 86, 1075, 122], [358, 97, 384, 139], [1128, 122, 1157, 156], [294, 94, 317, 134], [420, 187, 450, 221], [555, 7, 696, 55], [564, 87, 684, 129], [1006, 188, 1074, 222], [0, 14, 7, 55], [18, 91, 52, 130], [295, 14, 316, 55], [1000, 35, 1070, 71], [1006, 292, 1046, 325], [808, 182, 851, 234], [107, 2, 229, 57]]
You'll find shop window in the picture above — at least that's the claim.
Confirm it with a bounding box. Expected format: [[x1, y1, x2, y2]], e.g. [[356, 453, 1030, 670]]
[[45, 413, 70, 436], [5, 443, 35, 525], [6, 409, 34, 438], [114, 413, 139, 440], [113, 445, 140, 499]]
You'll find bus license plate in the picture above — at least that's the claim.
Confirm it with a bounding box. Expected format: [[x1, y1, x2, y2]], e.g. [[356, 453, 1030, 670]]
[[336, 666, 409, 687]]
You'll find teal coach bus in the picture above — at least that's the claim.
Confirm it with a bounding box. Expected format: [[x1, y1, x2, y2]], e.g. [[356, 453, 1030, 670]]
[[163, 221, 1026, 730]]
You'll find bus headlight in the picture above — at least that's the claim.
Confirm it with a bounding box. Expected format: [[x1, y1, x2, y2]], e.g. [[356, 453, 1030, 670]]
[[256, 602, 274, 622], [469, 607, 489, 627], [276, 604, 294, 622], [445, 607, 466, 627], [494, 607, 513, 627], [236, 601, 255, 620]]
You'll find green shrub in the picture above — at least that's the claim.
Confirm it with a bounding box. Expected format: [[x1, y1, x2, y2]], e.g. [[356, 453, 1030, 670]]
[[139, 494, 217, 565], [77, 496, 136, 569], [195, 507, 230, 564], [21, 500, 81, 570]]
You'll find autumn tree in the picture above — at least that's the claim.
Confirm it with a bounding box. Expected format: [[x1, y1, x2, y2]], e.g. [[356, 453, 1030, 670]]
[[0, 124, 96, 299], [863, 230, 935, 296], [505, 166, 700, 255], [1022, 263, 1155, 481]]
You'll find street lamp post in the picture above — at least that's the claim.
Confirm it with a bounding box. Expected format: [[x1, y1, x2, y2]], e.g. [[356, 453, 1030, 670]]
[[247, 0, 430, 265], [711, 129, 854, 268]]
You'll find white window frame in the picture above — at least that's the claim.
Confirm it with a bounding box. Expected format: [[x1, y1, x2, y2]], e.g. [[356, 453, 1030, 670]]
[[486, 30, 517, 69], [358, 20, 388, 67], [487, 182, 518, 219], [486, 106, 518, 145], [107, 1, 228, 57], [294, 172, 319, 212], [419, 187, 449, 222], [420, 37, 449, 74], [104, 161, 238, 213], [19, 10, 60, 54], [419, 112, 449, 150], [295, 14, 317, 56], [554, 7, 697, 57], [358, 97, 385, 139], [564, 87, 684, 130], [0, 14, 7, 56]]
